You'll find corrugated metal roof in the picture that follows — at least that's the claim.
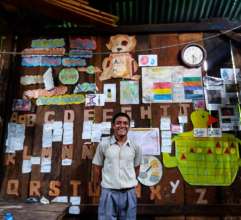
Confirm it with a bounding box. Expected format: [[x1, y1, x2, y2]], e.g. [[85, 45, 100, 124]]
[[90, 0, 241, 25]]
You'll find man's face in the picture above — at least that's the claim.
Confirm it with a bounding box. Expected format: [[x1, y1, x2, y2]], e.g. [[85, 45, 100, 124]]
[[113, 116, 130, 138]]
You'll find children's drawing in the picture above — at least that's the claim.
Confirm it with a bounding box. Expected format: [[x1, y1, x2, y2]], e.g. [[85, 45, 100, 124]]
[[120, 81, 139, 104]]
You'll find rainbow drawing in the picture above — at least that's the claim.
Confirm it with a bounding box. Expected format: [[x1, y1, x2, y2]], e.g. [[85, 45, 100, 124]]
[[152, 82, 172, 101]]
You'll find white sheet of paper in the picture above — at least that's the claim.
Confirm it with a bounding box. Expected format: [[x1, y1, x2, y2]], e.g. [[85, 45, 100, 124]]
[[82, 121, 93, 139], [161, 138, 172, 147], [31, 156, 41, 165], [208, 128, 222, 137], [40, 157, 51, 173], [161, 145, 172, 153], [101, 122, 111, 135], [51, 196, 68, 203], [63, 122, 73, 145], [91, 123, 102, 142], [138, 54, 158, 67], [52, 121, 63, 142], [128, 128, 160, 155], [6, 123, 25, 153], [161, 130, 172, 138], [178, 115, 188, 124], [42, 123, 53, 148], [43, 67, 54, 90], [193, 128, 208, 137], [160, 117, 171, 130], [69, 206, 80, 215], [85, 94, 105, 106], [70, 196, 81, 205], [62, 158, 72, 166], [171, 124, 184, 134], [104, 84, 116, 102], [22, 160, 32, 173]]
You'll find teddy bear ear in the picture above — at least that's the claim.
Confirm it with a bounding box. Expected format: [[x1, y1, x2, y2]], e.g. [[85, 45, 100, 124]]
[[129, 36, 137, 49], [106, 36, 115, 50]]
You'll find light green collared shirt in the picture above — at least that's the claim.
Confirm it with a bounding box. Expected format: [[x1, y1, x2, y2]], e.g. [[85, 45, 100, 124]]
[[92, 136, 142, 189]]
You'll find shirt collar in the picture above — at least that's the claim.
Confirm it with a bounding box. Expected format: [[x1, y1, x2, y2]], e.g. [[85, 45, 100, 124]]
[[110, 135, 130, 147]]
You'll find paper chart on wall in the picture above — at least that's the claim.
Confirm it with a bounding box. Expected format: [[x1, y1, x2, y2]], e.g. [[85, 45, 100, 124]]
[[5, 123, 25, 153], [142, 66, 203, 103], [142, 67, 173, 103], [128, 128, 160, 155], [182, 68, 204, 101]]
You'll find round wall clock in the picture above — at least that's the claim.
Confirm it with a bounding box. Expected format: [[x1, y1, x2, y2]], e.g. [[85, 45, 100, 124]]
[[138, 156, 163, 186], [181, 43, 207, 67]]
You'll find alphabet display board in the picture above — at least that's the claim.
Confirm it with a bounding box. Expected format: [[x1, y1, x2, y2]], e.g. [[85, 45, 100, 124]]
[[1, 33, 241, 218]]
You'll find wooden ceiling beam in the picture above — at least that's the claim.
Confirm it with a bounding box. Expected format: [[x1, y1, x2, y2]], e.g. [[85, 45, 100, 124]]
[[43, 0, 118, 26], [57, 0, 118, 20]]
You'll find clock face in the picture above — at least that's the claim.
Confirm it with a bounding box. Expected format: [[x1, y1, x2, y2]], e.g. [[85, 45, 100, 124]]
[[138, 156, 163, 186], [181, 44, 206, 67]]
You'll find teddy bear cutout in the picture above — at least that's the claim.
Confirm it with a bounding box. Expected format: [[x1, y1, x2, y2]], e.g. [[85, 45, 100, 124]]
[[99, 34, 140, 81]]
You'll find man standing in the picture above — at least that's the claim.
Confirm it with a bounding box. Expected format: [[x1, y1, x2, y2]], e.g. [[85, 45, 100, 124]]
[[92, 112, 142, 220]]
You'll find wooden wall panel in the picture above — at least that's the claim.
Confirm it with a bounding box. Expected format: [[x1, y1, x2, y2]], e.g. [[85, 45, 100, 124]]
[[1, 33, 241, 219]]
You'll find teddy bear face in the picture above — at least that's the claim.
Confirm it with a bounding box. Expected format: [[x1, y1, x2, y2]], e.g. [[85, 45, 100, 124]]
[[106, 34, 137, 53]]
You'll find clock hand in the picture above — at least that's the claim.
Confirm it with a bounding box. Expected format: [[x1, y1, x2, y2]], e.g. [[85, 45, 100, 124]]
[[144, 165, 152, 173], [192, 55, 196, 64]]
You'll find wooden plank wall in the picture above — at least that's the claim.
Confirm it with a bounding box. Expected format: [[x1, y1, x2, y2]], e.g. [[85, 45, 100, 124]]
[[0, 33, 241, 219]]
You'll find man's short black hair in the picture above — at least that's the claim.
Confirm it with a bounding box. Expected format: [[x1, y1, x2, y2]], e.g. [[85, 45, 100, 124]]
[[112, 112, 130, 124]]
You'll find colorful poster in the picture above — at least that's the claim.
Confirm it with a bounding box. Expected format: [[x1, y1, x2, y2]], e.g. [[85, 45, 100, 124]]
[[62, 58, 86, 67], [31, 38, 65, 48], [74, 83, 96, 93], [142, 66, 202, 103], [103, 84, 116, 102], [69, 49, 93, 58], [12, 99, 31, 111], [21, 56, 61, 67], [142, 67, 173, 103], [22, 48, 65, 56], [120, 81, 139, 104], [183, 69, 204, 100], [69, 37, 97, 50], [36, 94, 85, 106], [20, 75, 43, 85], [58, 68, 79, 85]]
